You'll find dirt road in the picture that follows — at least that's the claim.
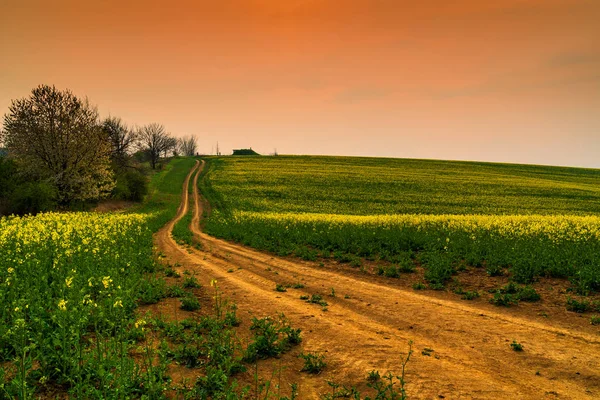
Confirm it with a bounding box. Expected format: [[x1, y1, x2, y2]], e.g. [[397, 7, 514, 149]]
[[155, 160, 600, 399]]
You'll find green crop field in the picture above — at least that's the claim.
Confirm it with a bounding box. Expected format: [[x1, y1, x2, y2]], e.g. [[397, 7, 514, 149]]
[[204, 156, 600, 216], [0, 157, 196, 398], [202, 156, 600, 294]]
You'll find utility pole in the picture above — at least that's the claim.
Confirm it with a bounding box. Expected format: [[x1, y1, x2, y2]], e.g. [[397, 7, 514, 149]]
[[216, 141, 220, 156]]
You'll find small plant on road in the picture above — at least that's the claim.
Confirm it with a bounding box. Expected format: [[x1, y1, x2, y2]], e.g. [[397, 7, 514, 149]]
[[304, 293, 328, 307], [299, 352, 326, 374], [510, 340, 524, 352], [275, 283, 287, 292], [243, 314, 301, 362], [366, 341, 413, 400], [367, 370, 381, 382], [164, 266, 180, 278]]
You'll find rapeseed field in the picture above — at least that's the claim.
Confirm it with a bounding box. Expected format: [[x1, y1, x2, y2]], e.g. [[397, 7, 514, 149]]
[[202, 156, 600, 293]]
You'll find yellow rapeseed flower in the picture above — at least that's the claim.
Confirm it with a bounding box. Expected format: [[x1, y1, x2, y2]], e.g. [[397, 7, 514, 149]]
[[102, 276, 112, 289]]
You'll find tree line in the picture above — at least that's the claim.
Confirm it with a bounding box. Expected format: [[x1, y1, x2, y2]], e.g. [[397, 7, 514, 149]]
[[0, 84, 199, 215]]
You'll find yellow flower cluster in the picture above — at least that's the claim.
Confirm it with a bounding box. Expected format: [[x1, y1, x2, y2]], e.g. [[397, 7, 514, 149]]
[[233, 211, 600, 242], [0, 211, 151, 312]]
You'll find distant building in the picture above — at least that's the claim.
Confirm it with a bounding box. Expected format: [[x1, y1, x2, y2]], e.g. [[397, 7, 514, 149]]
[[232, 148, 260, 156]]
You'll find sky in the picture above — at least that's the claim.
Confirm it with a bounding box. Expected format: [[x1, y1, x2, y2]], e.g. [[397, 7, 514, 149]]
[[1, 0, 599, 168]]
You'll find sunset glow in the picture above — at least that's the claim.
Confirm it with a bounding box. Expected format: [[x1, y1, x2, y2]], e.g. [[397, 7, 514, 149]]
[[1, 0, 599, 167]]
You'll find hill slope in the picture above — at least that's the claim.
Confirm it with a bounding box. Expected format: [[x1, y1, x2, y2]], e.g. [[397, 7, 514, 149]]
[[205, 155, 600, 216]]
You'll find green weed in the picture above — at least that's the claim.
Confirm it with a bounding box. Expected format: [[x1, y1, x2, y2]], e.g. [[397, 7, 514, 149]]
[[299, 352, 326, 374]]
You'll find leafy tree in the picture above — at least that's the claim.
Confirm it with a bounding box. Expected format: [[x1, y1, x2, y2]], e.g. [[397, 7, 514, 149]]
[[137, 123, 175, 169], [2, 85, 114, 205]]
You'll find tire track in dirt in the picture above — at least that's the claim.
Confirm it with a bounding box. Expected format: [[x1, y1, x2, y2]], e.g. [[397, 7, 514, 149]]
[[156, 160, 600, 399]]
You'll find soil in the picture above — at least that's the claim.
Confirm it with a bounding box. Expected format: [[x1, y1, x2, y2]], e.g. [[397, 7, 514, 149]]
[[154, 160, 600, 399]]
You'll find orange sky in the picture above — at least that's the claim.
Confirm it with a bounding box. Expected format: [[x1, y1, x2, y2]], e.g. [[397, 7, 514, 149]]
[[1, 0, 599, 167]]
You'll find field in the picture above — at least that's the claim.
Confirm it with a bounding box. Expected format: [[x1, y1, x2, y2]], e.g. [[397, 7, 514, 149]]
[[0, 212, 155, 397], [0, 158, 324, 399], [0, 157, 243, 398], [203, 156, 600, 216], [3, 155, 600, 399], [203, 156, 600, 294]]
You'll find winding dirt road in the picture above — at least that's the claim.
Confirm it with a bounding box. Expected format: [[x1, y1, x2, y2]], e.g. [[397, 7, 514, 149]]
[[155, 160, 600, 399]]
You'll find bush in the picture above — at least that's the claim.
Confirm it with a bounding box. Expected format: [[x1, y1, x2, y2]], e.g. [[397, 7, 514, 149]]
[[10, 181, 57, 215], [113, 170, 148, 202], [0, 157, 18, 203]]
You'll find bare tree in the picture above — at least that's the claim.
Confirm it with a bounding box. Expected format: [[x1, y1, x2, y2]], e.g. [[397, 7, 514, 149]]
[[178, 135, 198, 157], [101, 116, 137, 168], [2, 85, 114, 204], [137, 123, 174, 169], [164, 136, 178, 158]]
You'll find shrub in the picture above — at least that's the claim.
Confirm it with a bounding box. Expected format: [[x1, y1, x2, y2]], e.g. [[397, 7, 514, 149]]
[[124, 170, 149, 201], [10, 181, 57, 215], [112, 170, 149, 202]]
